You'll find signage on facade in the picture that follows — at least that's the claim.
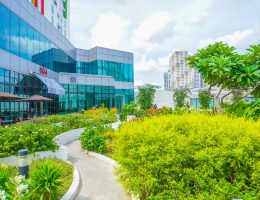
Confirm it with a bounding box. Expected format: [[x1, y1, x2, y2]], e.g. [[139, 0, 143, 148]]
[[40, 66, 47, 75]]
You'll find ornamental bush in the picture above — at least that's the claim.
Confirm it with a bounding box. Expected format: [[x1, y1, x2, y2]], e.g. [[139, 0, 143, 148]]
[[0, 123, 60, 157], [0, 109, 118, 158], [114, 113, 260, 199], [80, 124, 113, 154], [120, 101, 139, 121]]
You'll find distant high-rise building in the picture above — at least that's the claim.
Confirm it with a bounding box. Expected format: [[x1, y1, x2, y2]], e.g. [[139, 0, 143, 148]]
[[28, 0, 70, 39], [169, 51, 203, 89], [192, 71, 204, 88], [169, 51, 192, 88], [164, 70, 171, 91]]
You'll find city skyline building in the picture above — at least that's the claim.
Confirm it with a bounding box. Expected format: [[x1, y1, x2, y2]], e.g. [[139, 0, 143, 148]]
[[28, 0, 70, 39], [164, 70, 171, 91], [0, 0, 134, 119], [169, 51, 203, 89]]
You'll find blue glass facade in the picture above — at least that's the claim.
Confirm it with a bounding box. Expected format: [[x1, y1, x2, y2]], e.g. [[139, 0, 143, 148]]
[[0, 1, 134, 116], [0, 4, 76, 73], [76, 60, 134, 82]]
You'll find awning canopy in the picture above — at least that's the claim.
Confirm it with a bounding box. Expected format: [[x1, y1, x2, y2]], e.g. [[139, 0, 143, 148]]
[[35, 73, 65, 96], [0, 91, 23, 101], [21, 95, 53, 102]]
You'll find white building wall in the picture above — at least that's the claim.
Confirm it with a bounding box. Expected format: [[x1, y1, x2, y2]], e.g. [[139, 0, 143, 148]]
[[169, 51, 203, 89], [28, 0, 70, 39]]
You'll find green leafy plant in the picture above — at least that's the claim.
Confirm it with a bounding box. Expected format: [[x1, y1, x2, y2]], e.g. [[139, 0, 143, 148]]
[[30, 160, 64, 200], [137, 84, 160, 110], [80, 124, 113, 154], [120, 101, 139, 121], [114, 113, 260, 199], [5, 175, 31, 200], [244, 100, 260, 120], [0, 164, 17, 190], [198, 89, 212, 109], [173, 87, 189, 108]]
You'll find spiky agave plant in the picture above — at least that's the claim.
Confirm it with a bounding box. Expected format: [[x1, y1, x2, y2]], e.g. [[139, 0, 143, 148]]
[[30, 160, 63, 200]]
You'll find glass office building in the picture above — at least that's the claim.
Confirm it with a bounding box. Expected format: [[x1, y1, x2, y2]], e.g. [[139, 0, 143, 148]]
[[0, 0, 134, 119]]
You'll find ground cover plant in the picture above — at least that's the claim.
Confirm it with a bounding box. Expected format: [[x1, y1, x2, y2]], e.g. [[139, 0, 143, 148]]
[[114, 113, 260, 200]]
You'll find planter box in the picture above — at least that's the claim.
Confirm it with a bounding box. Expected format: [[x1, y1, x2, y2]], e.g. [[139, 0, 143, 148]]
[[0, 145, 67, 167], [127, 115, 136, 122]]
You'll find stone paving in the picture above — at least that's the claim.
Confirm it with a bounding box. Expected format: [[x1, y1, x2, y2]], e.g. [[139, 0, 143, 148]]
[[67, 121, 130, 200]]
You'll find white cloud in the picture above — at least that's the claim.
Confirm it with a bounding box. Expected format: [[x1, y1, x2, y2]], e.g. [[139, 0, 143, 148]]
[[132, 11, 173, 52], [190, 12, 208, 24], [199, 29, 254, 48], [158, 53, 171, 67], [135, 53, 170, 73], [135, 55, 157, 72], [90, 12, 130, 48]]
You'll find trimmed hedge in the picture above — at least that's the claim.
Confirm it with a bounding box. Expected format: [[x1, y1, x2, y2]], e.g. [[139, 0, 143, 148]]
[[0, 110, 118, 158], [114, 113, 260, 200]]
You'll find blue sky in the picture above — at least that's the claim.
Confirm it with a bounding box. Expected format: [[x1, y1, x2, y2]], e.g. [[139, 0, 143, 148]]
[[70, 0, 260, 87]]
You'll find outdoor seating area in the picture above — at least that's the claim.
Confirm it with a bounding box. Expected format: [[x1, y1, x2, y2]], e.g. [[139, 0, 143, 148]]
[[0, 92, 53, 126]]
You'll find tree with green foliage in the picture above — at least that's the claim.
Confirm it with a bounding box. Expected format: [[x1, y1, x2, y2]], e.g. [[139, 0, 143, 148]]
[[198, 89, 212, 109], [137, 84, 160, 110], [187, 42, 260, 113], [173, 87, 189, 108]]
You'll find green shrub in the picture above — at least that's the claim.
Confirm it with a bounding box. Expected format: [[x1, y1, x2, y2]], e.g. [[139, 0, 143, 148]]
[[5, 175, 31, 200], [80, 124, 113, 154], [114, 113, 260, 199], [0, 109, 118, 158], [224, 99, 260, 120], [0, 123, 60, 157], [30, 159, 65, 200], [120, 101, 139, 121], [225, 100, 249, 117], [0, 164, 17, 190], [244, 100, 260, 120], [198, 89, 212, 109]]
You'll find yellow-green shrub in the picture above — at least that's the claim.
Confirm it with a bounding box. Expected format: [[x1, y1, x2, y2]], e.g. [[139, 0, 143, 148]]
[[110, 108, 118, 114], [114, 113, 260, 200], [84, 107, 108, 116]]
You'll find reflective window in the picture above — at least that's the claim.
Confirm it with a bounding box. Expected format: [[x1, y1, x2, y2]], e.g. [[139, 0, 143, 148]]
[[0, 4, 10, 51]]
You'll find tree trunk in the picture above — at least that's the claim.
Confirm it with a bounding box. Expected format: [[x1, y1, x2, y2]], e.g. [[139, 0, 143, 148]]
[[213, 94, 222, 114], [220, 90, 233, 104], [231, 84, 259, 106]]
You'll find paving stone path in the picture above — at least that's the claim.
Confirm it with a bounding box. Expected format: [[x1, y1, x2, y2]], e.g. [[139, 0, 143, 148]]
[[67, 121, 130, 200]]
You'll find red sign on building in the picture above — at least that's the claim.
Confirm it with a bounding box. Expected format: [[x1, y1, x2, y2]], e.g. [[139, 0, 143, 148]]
[[40, 66, 47, 75]]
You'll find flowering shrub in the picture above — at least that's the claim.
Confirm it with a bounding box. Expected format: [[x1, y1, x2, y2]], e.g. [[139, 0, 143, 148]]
[[0, 108, 118, 158], [4, 175, 31, 200], [0, 124, 60, 158], [114, 113, 260, 199]]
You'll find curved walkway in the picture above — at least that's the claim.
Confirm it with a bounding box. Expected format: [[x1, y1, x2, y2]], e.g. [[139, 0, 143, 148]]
[[67, 121, 130, 200]]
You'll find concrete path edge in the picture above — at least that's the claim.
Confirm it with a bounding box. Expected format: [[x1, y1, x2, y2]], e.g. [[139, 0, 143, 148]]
[[60, 161, 80, 200], [86, 150, 140, 200]]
